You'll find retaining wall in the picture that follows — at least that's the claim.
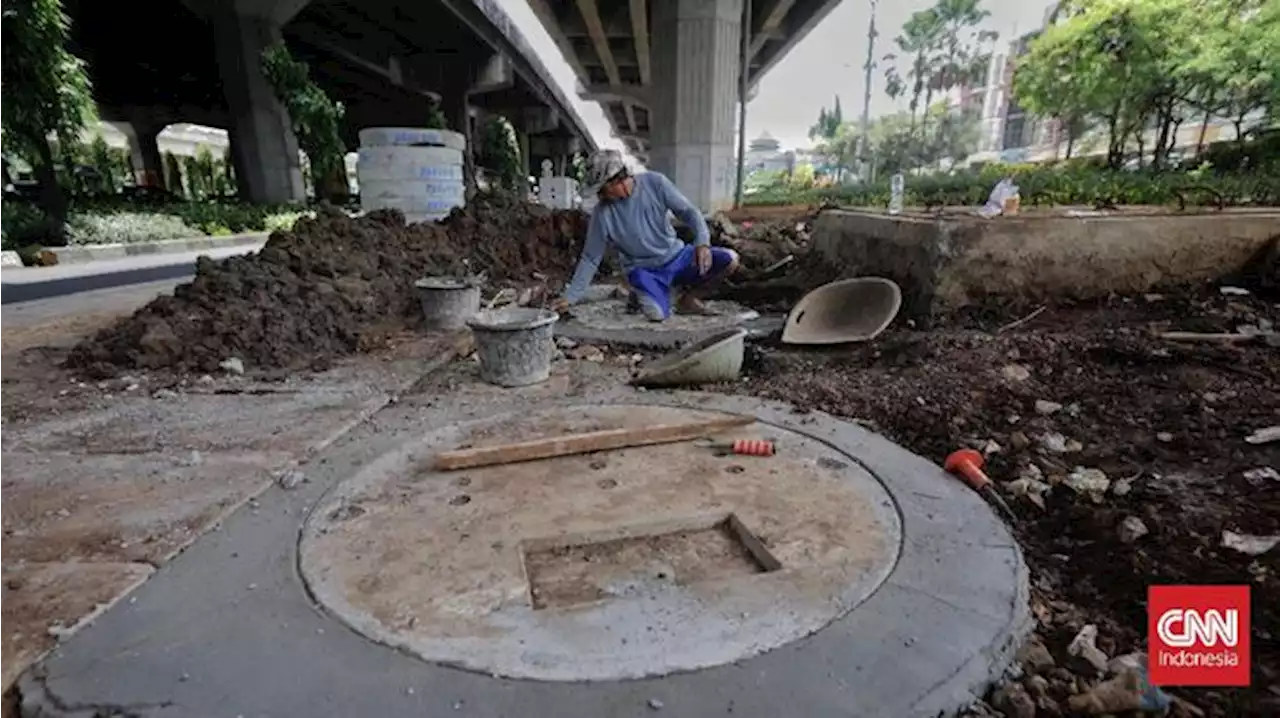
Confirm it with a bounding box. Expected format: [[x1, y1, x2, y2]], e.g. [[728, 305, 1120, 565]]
[[812, 207, 1280, 317]]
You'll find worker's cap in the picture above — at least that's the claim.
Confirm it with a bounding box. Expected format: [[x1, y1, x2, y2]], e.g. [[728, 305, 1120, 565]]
[[581, 149, 629, 197]]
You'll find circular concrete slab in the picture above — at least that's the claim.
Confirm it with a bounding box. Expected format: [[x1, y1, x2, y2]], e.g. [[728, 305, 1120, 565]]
[[300, 404, 900, 681], [556, 298, 760, 348]]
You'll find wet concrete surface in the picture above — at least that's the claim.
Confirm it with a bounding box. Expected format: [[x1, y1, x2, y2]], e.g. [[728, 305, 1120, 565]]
[[19, 373, 1029, 717]]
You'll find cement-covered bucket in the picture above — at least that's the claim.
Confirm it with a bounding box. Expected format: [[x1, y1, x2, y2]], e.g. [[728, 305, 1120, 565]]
[[632, 328, 748, 387], [467, 307, 559, 387], [782, 277, 902, 345], [415, 277, 481, 330]]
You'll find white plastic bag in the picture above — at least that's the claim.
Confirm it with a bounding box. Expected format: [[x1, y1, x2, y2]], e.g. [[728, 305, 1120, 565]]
[[979, 177, 1019, 218]]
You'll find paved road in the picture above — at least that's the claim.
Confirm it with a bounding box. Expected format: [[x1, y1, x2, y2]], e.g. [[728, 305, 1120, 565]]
[[1, 279, 191, 357], [0, 243, 263, 305]]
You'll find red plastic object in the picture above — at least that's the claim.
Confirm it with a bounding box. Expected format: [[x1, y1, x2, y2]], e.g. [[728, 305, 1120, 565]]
[[730, 439, 775, 457], [943, 448, 991, 490]]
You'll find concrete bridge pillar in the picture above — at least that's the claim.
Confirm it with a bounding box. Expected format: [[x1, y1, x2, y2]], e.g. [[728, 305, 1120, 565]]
[[211, 4, 307, 204], [119, 122, 165, 188], [649, 0, 742, 212]]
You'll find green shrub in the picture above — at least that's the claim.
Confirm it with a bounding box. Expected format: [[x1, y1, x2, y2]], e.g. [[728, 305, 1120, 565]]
[[2, 200, 61, 249], [745, 164, 1280, 209], [66, 212, 198, 245]]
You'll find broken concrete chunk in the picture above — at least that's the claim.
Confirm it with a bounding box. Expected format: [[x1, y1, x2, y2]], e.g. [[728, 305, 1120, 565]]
[[1064, 467, 1110, 495], [1243, 466, 1279, 485], [1034, 400, 1062, 415], [1245, 425, 1280, 445], [992, 681, 1036, 718], [1039, 432, 1083, 454], [1218, 286, 1250, 296], [1015, 640, 1056, 674], [219, 357, 245, 375], [1156, 432, 1173, 443], [1067, 624, 1110, 675], [1221, 530, 1280, 556], [1001, 364, 1031, 382], [1112, 478, 1133, 497], [1118, 516, 1149, 543]]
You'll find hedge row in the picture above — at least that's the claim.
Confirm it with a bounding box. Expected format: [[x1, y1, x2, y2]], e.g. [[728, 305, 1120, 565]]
[[745, 164, 1280, 210]]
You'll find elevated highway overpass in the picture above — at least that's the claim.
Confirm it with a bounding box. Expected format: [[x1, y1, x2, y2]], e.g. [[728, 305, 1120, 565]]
[[66, 0, 598, 204], [528, 0, 843, 209]]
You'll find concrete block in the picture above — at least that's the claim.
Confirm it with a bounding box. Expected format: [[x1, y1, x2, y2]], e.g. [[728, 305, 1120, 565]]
[[812, 208, 1280, 317], [1, 250, 23, 267]]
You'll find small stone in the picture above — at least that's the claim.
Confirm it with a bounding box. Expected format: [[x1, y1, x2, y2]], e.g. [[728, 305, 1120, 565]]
[[647, 698, 665, 710], [566, 345, 605, 362], [197, 374, 215, 385], [1067, 668, 1146, 713], [1118, 516, 1149, 543], [992, 681, 1036, 718], [1038, 432, 1082, 454], [55, 508, 71, 518], [554, 336, 578, 350], [1034, 400, 1062, 415], [1112, 479, 1132, 497], [1221, 530, 1280, 556], [179, 672, 191, 682], [1067, 624, 1110, 675], [1243, 467, 1280, 485], [276, 469, 305, 490], [1016, 640, 1056, 674], [1002, 364, 1031, 382], [1064, 467, 1110, 495], [1010, 431, 1031, 450], [153, 388, 179, 400], [983, 439, 1003, 455], [125, 383, 140, 392], [1156, 432, 1173, 443], [1024, 674, 1050, 699], [1218, 285, 1250, 296], [219, 357, 245, 375], [247, 583, 257, 590]]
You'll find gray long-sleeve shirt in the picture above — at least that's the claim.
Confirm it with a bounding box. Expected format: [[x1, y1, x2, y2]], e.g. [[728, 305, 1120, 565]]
[[563, 171, 710, 303]]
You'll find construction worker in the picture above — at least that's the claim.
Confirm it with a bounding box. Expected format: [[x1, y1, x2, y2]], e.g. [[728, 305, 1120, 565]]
[[550, 150, 739, 321]]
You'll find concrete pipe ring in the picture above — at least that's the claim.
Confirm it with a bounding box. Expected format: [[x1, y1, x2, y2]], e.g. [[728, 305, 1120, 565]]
[[359, 127, 467, 151]]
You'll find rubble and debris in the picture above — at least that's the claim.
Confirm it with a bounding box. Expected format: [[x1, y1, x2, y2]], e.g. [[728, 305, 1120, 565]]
[[1067, 624, 1110, 675], [1118, 516, 1149, 543], [1064, 467, 1110, 495], [732, 286, 1277, 717], [1221, 530, 1279, 556], [67, 199, 589, 376]]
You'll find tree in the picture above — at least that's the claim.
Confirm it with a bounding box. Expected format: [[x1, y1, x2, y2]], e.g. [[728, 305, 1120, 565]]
[[260, 41, 346, 202], [883, 8, 943, 136], [808, 98, 843, 141], [1, 0, 96, 233], [480, 115, 523, 192]]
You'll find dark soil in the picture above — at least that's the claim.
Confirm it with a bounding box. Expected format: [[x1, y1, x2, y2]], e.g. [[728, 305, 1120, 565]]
[[730, 290, 1279, 717], [65, 197, 588, 377]]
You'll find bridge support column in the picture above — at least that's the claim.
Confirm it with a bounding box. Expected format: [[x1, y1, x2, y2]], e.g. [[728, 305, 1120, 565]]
[[212, 8, 306, 204], [649, 0, 742, 212], [441, 77, 478, 198], [120, 122, 165, 188]]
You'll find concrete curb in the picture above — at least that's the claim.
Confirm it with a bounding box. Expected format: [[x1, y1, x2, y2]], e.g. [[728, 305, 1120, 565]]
[[46, 232, 269, 265], [0, 250, 22, 267]]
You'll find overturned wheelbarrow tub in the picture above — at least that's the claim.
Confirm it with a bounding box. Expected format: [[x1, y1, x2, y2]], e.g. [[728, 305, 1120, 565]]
[[631, 328, 748, 388], [782, 277, 902, 345]]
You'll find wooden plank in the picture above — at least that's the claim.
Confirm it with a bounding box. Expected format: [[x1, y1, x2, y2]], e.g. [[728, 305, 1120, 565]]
[[434, 415, 755, 470]]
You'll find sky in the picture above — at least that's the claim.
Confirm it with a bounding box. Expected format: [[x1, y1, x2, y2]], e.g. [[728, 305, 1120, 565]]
[[499, 0, 1059, 154]]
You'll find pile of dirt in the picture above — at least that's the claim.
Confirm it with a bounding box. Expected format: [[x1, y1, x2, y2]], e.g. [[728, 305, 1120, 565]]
[[66, 197, 588, 376], [732, 289, 1279, 717]]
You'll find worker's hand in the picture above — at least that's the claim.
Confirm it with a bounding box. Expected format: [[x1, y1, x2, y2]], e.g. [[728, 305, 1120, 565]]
[[695, 245, 713, 276], [549, 297, 571, 313]]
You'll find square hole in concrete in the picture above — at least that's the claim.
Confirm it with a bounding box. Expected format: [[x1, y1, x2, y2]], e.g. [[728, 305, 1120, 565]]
[[521, 514, 781, 610]]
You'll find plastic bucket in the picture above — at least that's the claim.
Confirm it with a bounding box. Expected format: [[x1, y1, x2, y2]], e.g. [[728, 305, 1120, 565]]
[[415, 277, 481, 330], [466, 307, 560, 387]]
